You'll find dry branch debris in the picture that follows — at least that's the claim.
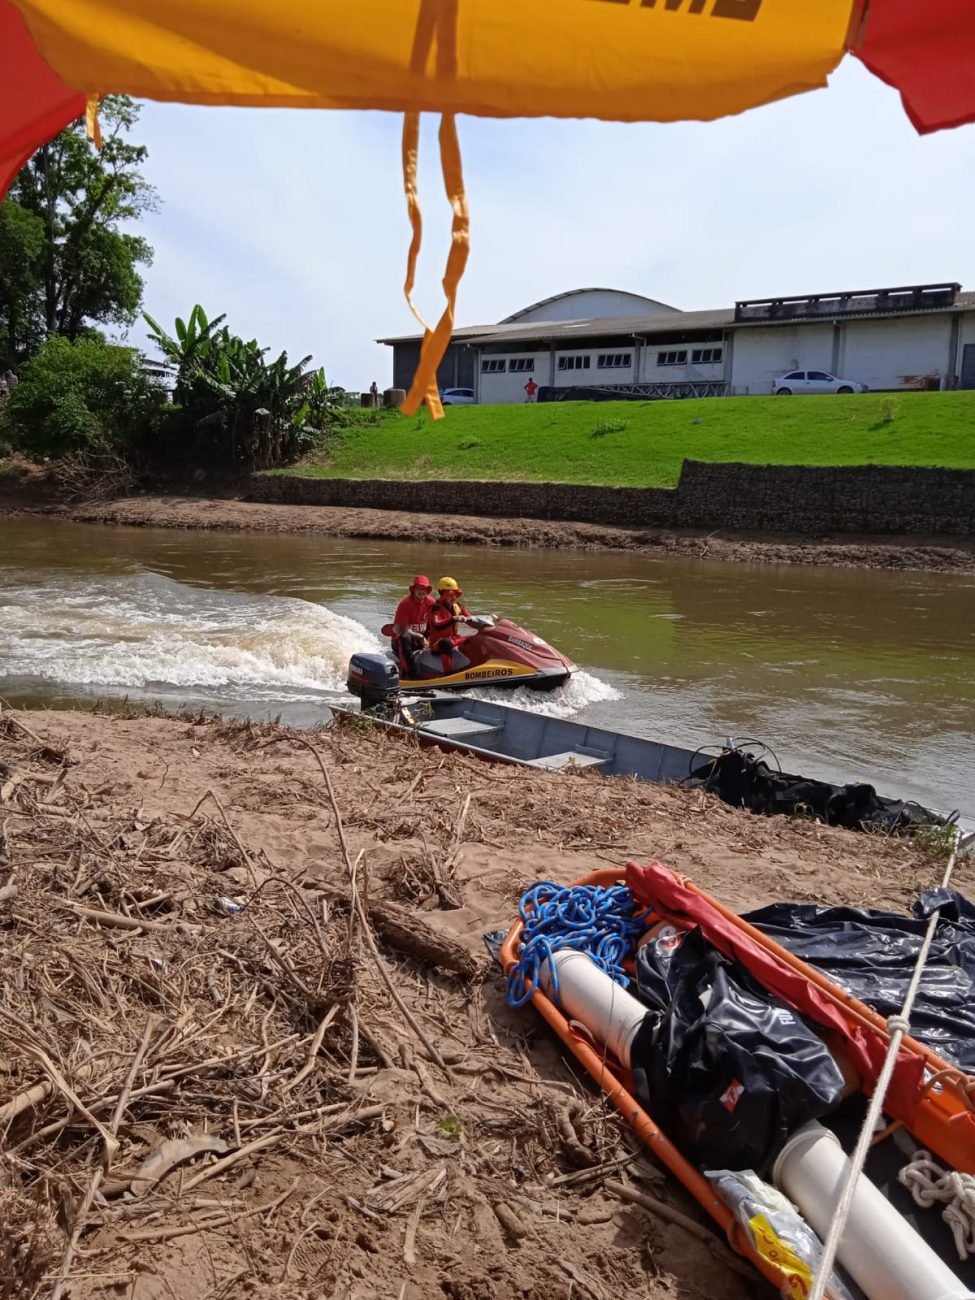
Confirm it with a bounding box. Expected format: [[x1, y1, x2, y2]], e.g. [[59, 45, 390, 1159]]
[[369, 900, 480, 980], [0, 712, 650, 1300], [0, 706, 936, 1300]]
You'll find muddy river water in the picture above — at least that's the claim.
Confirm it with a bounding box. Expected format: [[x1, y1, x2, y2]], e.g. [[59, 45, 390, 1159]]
[[1, 516, 972, 820]]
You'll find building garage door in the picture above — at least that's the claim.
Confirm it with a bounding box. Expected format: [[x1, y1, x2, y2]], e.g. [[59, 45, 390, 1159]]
[[962, 344, 975, 390]]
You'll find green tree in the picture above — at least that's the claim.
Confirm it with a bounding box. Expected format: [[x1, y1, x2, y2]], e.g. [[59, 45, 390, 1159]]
[[1, 335, 165, 458], [0, 202, 46, 367], [0, 96, 155, 368], [145, 305, 328, 469]]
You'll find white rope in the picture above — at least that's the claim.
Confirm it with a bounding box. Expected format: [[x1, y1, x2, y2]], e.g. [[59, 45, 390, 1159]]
[[899, 1149, 975, 1260], [808, 831, 962, 1300]]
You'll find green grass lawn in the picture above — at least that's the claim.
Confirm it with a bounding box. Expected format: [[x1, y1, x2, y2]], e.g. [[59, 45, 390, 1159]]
[[282, 392, 975, 488]]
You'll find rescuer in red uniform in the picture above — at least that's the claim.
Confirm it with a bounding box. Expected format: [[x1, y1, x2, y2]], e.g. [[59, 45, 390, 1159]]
[[426, 577, 474, 674], [390, 575, 435, 676]]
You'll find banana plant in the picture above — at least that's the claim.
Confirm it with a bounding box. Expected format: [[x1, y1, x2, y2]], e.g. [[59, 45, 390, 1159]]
[[144, 306, 334, 468], [143, 304, 227, 403]]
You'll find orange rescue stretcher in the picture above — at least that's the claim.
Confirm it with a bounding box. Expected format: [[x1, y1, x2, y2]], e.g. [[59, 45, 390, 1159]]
[[499, 863, 975, 1295]]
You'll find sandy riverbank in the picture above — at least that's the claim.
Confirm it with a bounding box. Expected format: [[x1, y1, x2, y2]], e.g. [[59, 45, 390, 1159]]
[[1, 706, 964, 1300], [4, 491, 972, 573]]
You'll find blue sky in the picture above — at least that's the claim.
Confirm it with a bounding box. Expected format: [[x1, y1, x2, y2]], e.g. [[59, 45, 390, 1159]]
[[126, 57, 975, 392]]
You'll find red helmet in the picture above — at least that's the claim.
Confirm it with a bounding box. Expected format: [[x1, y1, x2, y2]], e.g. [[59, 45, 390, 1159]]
[[411, 575, 432, 589]]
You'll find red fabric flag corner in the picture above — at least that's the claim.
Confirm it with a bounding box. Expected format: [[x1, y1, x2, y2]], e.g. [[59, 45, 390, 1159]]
[[0, 0, 84, 201], [852, 0, 975, 133]]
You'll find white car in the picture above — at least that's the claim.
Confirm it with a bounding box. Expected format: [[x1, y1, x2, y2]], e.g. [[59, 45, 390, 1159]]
[[773, 370, 868, 395], [440, 387, 475, 405]]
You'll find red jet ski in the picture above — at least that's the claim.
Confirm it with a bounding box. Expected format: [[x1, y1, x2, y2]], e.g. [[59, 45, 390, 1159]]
[[379, 616, 574, 692]]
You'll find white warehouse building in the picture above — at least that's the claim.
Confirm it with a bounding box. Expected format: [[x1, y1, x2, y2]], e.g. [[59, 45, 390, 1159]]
[[378, 282, 975, 403]]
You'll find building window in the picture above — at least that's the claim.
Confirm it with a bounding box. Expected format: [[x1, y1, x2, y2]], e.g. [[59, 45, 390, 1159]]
[[509, 358, 535, 373], [657, 350, 688, 367], [481, 358, 506, 374], [692, 347, 723, 365], [597, 353, 632, 369], [558, 355, 591, 371]]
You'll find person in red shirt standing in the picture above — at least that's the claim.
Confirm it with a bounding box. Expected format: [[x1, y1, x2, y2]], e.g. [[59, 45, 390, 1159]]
[[426, 577, 474, 674], [390, 575, 435, 676], [524, 377, 538, 403]]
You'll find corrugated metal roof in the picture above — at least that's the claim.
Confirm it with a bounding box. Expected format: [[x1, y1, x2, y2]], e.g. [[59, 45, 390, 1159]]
[[498, 287, 678, 324], [376, 306, 733, 346], [377, 293, 975, 347]]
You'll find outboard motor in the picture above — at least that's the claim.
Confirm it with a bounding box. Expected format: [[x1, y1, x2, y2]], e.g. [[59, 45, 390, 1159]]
[[346, 653, 400, 712]]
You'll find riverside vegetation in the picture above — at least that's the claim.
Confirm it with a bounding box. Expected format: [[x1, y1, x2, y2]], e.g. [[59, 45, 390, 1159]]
[[0, 99, 343, 481]]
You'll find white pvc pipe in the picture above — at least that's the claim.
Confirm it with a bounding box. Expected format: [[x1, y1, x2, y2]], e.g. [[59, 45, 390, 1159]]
[[539, 949, 648, 1068], [773, 1122, 974, 1300]]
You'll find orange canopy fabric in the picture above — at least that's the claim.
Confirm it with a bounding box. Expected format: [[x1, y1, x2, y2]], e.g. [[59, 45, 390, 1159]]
[[7, 0, 854, 122], [5, 0, 972, 177], [3, 0, 973, 415], [4, 0, 973, 160]]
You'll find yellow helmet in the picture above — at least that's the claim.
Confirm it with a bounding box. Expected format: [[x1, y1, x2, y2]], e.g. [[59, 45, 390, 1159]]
[[437, 577, 460, 591]]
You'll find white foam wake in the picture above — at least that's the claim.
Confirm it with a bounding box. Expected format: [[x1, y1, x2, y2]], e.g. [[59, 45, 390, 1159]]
[[0, 572, 379, 696], [467, 669, 621, 719]]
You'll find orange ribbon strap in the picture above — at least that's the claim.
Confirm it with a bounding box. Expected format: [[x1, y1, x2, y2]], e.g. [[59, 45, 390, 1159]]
[[399, 0, 468, 421], [84, 92, 101, 146], [400, 111, 469, 421]]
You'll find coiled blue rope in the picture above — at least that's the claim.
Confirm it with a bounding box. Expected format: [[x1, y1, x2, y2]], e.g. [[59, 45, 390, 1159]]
[[506, 881, 650, 1009]]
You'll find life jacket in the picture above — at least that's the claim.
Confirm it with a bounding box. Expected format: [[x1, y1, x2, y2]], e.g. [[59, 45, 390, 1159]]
[[427, 599, 467, 642]]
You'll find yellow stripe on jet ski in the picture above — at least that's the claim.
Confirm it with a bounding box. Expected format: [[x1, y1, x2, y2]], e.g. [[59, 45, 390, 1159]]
[[401, 659, 539, 688]]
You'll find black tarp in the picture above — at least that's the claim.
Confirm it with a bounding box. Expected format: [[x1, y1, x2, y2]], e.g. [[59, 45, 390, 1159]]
[[745, 888, 975, 1071], [685, 746, 949, 833], [629, 928, 845, 1172]]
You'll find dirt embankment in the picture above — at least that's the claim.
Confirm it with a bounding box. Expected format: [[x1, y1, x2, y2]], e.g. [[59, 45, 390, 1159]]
[[2, 456, 974, 572], [1, 707, 964, 1300], [10, 489, 975, 574]]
